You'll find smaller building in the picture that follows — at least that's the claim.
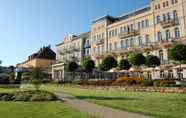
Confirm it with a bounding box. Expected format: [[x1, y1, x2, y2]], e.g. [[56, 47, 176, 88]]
[[17, 46, 56, 72], [52, 32, 91, 82]]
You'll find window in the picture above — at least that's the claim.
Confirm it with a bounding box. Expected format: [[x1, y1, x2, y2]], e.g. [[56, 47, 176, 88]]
[[138, 22, 141, 29], [114, 42, 117, 50], [163, 2, 166, 8], [157, 32, 162, 42], [166, 1, 169, 6], [109, 43, 112, 51], [121, 40, 124, 49], [172, 0, 178, 4], [173, 10, 178, 20], [130, 38, 134, 47], [120, 27, 123, 33], [145, 19, 149, 27], [163, 14, 166, 21], [159, 50, 164, 64], [175, 27, 180, 38], [142, 20, 145, 28], [166, 30, 171, 40], [145, 35, 149, 46], [167, 12, 171, 20], [156, 15, 161, 23], [158, 4, 160, 9], [155, 5, 158, 10], [138, 36, 142, 46], [126, 39, 129, 48]]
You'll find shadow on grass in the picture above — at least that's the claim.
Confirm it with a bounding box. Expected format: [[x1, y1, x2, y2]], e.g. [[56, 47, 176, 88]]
[[75, 96, 138, 101]]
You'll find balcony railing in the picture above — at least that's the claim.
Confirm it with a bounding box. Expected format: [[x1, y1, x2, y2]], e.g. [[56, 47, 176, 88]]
[[119, 30, 140, 39], [95, 39, 104, 45], [160, 19, 179, 28]]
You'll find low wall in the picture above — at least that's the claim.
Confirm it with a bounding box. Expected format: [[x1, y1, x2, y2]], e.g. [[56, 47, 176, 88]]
[[74, 85, 186, 94]]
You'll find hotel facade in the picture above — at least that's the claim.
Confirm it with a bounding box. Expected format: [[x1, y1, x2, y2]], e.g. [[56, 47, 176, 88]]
[[53, 0, 186, 81]]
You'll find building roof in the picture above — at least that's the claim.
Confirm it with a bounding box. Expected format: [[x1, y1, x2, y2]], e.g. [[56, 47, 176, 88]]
[[28, 46, 56, 60], [92, 15, 117, 24], [118, 6, 151, 21], [56, 31, 90, 46]]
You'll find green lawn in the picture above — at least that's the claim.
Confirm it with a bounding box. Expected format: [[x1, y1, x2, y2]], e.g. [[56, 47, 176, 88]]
[[0, 87, 94, 118], [44, 85, 186, 118]]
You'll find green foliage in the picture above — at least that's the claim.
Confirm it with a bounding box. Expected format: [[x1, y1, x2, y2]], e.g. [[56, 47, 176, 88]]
[[0, 91, 57, 102], [29, 68, 46, 90], [118, 59, 131, 70], [81, 58, 95, 72], [8, 72, 15, 84], [100, 55, 117, 71], [171, 44, 186, 62], [66, 62, 79, 72], [128, 53, 146, 66], [145, 55, 160, 67]]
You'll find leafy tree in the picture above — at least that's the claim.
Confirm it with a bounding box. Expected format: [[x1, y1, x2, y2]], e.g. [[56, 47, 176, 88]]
[[118, 59, 131, 70], [30, 68, 46, 90], [8, 72, 15, 85], [101, 55, 117, 71], [146, 55, 160, 67], [170, 44, 186, 80], [66, 62, 78, 72], [81, 58, 95, 72], [170, 44, 186, 62], [128, 53, 146, 67]]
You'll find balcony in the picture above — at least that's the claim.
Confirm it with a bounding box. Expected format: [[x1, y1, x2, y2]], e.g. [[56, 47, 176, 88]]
[[160, 19, 179, 28], [119, 30, 140, 39], [93, 53, 104, 59], [95, 39, 104, 45]]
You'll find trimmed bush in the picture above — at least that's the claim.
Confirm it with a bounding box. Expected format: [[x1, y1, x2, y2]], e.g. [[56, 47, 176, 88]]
[[0, 90, 57, 102]]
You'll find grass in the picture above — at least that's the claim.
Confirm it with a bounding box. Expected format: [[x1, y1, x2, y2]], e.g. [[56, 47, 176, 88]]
[[44, 84, 186, 118], [0, 87, 94, 118], [0, 102, 93, 118]]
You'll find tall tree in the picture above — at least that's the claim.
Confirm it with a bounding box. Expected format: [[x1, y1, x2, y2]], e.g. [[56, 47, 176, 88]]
[[128, 53, 146, 67], [81, 58, 95, 72], [66, 61, 79, 72], [170, 44, 186, 79], [118, 59, 131, 70], [146, 55, 160, 67], [30, 68, 46, 90], [100, 55, 117, 71]]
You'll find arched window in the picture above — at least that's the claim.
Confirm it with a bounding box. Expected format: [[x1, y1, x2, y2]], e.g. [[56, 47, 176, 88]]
[[175, 27, 180, 38]]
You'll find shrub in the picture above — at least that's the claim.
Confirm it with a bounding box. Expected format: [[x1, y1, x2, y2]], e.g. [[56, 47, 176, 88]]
[[0, 91, 57, 102], [112, 77, 144, 86], [0, 93, 14, 101], [141, 80, 154, 86]]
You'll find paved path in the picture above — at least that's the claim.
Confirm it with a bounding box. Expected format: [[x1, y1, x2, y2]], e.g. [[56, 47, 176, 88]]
[[54, 92, 152, 118]]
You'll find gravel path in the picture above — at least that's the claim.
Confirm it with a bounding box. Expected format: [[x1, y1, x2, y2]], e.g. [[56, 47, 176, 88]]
[[54, 92, 152, 118]]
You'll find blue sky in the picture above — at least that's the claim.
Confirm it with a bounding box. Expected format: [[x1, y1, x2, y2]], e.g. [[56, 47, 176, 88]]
[[0, 0, 150, 66]]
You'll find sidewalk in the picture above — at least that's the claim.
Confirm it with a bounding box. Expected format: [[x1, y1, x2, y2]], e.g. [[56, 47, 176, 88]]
[[54, 92, 152, 118]]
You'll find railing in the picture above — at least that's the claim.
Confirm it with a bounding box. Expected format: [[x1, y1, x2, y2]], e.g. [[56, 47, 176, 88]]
[[119, 30, 140, 39], [95, 39, 104, 45], [160, 19, 179, 28]]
